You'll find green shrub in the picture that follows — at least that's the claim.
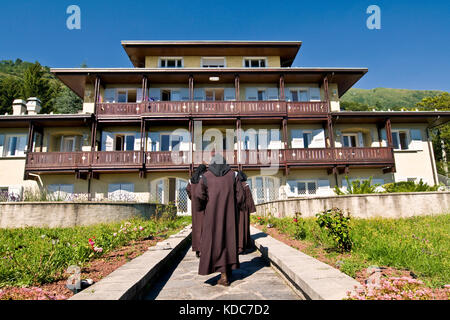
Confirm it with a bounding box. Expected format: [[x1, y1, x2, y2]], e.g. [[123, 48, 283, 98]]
[[316, 208, 353, 252], [382, 179, 439, 193], [292, 212, 307, 240], [334, 177, 379, 195]]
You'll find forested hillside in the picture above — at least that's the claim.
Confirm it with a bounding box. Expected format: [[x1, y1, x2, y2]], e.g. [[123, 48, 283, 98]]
[[0, 59, 82, 115], [341, 88, 444, 111]]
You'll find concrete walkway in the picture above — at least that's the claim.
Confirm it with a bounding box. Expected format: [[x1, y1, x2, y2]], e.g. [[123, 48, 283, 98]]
[[144, 246, 301, 300]]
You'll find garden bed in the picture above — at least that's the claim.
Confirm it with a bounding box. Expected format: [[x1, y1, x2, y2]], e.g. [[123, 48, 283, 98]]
[[0, 216, 191, 300], [251, 213, 450, 300]]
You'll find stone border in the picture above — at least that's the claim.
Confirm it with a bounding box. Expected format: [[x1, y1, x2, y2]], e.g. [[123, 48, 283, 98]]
[[70, 225, 192, 300], [250, 226, 361, 300]]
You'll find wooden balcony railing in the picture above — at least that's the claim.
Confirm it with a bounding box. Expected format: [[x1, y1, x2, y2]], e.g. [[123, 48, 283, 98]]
[[25, 147, 394, 171], [96, 101, 329, 117]]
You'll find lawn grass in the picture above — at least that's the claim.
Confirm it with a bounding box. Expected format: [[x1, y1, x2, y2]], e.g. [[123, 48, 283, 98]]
[[0, 216, 191, 288], [252, 214, 450, 287]]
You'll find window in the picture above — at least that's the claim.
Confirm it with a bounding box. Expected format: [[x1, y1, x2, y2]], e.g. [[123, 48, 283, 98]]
[[48, 184, 74, 201], [244, 58, 267, 68], [160, 133, 182, 151], [288, 180, 317, 196], [205, 89, 224, 101], [303, 132, 312, 149], [1, 135, 27, 157], [61, 136, 76, 152], [250, 176, 278, 204], [159, 58, 183, 68], [161, 90, 171, 101], [114, 134, 135, 151], [257, 90, 266, 101], [290, 89, 309, 102], [342, 134, 358, 147], [202, 57, 225, 68], [108, 183, 135, 201], [392, 131, 409, 150]]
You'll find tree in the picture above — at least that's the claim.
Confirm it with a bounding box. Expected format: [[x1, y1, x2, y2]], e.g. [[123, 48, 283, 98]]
[[0, 76, 23, 114], [21, 62, 56, 113], [53, 86, 83, 114], [416, 92, 450, 176]]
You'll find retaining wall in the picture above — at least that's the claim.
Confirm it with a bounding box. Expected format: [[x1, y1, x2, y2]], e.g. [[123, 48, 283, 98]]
[[0, 202, 170, 228], [255, 192, 450, 218]]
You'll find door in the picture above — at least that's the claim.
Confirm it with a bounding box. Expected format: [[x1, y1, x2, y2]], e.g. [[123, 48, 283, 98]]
[[176, 178, 190, 215]]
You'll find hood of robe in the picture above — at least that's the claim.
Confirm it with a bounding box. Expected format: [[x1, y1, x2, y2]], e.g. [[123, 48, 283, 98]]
[[191, 164, 207, 184], [208, 154, 231, 177]]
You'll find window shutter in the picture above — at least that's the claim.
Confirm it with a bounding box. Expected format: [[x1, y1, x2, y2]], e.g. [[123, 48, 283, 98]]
[[0, 134, 4, 156], [372, 179, 385, 186], [136, 89, 143, 103], [311, 129, 325, 148], [245, 88, 258, 101], [310, 87, 321, 101], [193, 88, 205, 101], [102, 132, 114, 151], [409, 129, 423, 151], [178, 88, 189, 101], [148, 132, 160, 151], [17, 136, 27, 156], [317, 179, 331, 195], [134, 133, 141, 151], [171, 90, 181, 101], [104, 89, 116, 103], [224, 88, 236, 101], [8, 186, 23, 200], [380, 129, 387, 147], [121, 183, 134, 193], [148, 88, 160, 101], [291, 129, 304, 148], [358, 132, 364, 147], [108, 183, 121, 193], [268, 130, 282, 150], [286, 180, 296, 196], [267, 88, 279, 100]]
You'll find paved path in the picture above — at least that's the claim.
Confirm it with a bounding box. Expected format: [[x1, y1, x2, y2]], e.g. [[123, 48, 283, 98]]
[[144, 245, 301, 300]]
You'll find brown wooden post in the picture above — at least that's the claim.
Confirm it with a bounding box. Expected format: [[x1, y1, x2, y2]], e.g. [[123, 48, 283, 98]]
[[142, 75, 148, 102], [323, 75, 330, 112], [327, 116, 335, 148], [189, 75, 194, 101], [93, 76, 100, 114], [237, 118, 242, 171], [279, 75, 285, 100], [282, 118, 288, 176], [26, 121, 35, 154], [385, 118, 393, 147], [90, 113, 98, 152], [234, 74, 240, 101]]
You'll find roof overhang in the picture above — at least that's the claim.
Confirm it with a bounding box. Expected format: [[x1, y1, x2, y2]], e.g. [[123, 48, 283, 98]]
[[121, 40, 302, 68], [0, 114, 93, 128], [52, 67, 367, 99], [332, 111, 450, 127]]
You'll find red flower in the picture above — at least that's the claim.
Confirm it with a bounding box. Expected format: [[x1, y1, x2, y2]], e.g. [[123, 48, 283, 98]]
[[293, 218, 298, 223]]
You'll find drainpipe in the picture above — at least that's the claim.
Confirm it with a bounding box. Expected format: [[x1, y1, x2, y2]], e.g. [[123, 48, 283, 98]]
[[426, 127, 439, 186], [27, 173, 43, 188]]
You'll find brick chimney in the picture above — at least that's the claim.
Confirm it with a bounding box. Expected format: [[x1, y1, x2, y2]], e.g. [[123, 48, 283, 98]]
[[26, 97, 41, 115], [12, 99, 27, 115]]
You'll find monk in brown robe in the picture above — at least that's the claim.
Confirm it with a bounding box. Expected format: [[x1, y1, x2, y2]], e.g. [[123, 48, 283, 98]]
[[194, 154, 244, 286], [237, 171, 256, 254], [186, 164, 207, 258]]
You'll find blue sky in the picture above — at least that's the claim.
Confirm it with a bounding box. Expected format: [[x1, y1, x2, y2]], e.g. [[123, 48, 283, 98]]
[[0, 0, 449, 91]]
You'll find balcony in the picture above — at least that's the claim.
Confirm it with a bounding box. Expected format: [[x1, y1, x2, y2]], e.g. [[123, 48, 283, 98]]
[[25, 147, 394, 172], [96, 101, 328, 117]]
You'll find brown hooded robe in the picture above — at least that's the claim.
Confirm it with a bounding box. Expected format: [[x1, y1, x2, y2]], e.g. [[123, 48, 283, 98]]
[[194, 161, 244, 275], [238, 182, 257, 253], [186, 180, 205, 252]]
